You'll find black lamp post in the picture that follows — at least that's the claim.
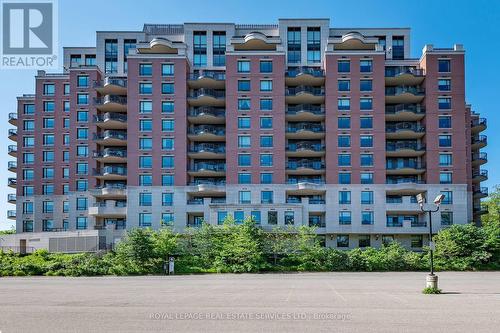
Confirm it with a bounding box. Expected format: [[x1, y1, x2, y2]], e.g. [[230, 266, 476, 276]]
[[417, 193, 445, 288]]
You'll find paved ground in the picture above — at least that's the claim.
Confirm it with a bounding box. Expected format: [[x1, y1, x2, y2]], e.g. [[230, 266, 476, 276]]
[[0, 272, 499, 333]]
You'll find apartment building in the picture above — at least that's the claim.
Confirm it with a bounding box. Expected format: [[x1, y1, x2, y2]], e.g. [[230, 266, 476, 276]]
[[4, 19, 488, 252]]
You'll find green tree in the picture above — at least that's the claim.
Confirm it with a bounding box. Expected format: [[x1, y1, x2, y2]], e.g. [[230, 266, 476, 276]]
[[112, 228, 157, 274]]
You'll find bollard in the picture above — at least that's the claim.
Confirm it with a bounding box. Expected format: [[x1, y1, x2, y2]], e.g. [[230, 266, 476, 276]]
[[426, 274, 438, 289]]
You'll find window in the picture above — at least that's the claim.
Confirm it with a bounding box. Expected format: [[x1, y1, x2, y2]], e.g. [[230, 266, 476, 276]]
[[76, 163, 88, 175], [251, 211, 261, 224], [360, 98, 373, 110], [77, 145, 88, 157], [77, 94, 88, 105], [238, 154, 251, 166], [162, 213, 174, 227], [217, 211, 228, 225], [139, 138, 153, 150], [77, 75, 89, 87], [361, 191, 374, 204], [337, 235, 349, 248], [139, 82, 152, 94], [43, 118, 54, 129], [438, 59, 451, 73], [23, 186, 34, 196], [162, 83, 174, 94], [338, 117, 350, 129], [360, 117, 373, 129], [70, 55, 82, 67], [360, 60, 372, 72], [339, 211, 351, 225], [23, 220, 34, 232], [238, 80, 250, 92], [392, 36, 404, 59], [234, 211, 245, 224], [260, 136, 273, 148], [260, 173, 273, 184], [140, 119, 152, 131], [439, 135, 452, 147], [361, 211, 374, 225], [23, 120, 34, 130], [440, 172, 452, 184], [338, 135, 350, 147], [139, 174, 153, 186], [76, 217, 87, 230], [360, 79, 372, 91], [361, 173, 374, 184], [438, 97, 451, 110], [238, 117, 251, 129], [238, 135, 251, 148], [284, 211, 294, 225], [161, 156, 174, 168], [359, 235, 371, 247], [237, 60, 250, 73], [439, 153, 452, 166], [44, 101, 54, 111], [438, 79, 451, 91], [23, 136, 35, 147], [338, 154, 351, 166], [193, 31, 207, 67], [162, 174, 174, 186], [23, 169, 34, 180], [339, 191, 351, 204], [261, 191, 273, 204], [85, 55, 96, 66], [139, 156, 152, 168], [411, 235, 423, 248], [104, 39, 118, 73], [24, 152, 34, 164], [260, 61, 273, 73], [63, 202, 69, 213], [307, 27, 321, 63], [260, 99, 272, 110], [161, 64, 174, 76], [260, 117, 273, 129], [24, 104, 35, 114], [239, 191, 251, 204], [238, 98, 251, 110], [77, 128, 88, 140], [63, 101, 70, 112], [75, 180, 87, 192], [42, 201, 54, 213], [140, 101, 153, 113], [338, 60, 350, 72], [43, 134, 54, 146], [439, 116, 452, 128], [260, 80, 272, 92], [360, 135, 373, 148], [213, 31, 226, 66], [238, 173, 251, 184], [77, 111, 88, 122], [268, 211, 278, 225], [287, 27, 301, 63], [162, 119, 174, 131], [260, 154, 273, 167], [338, 98, 350, 111], [338, 173, 351, 184], [139, 213, 152, 227], [441, 191, 453, 204], [162, 193, 173, 206], [76, 198, 87, 211], [338, 80, 350, 91], [43, 83, 55, 96], [441, 211, 453, 225], [43, 151, 54, 162]]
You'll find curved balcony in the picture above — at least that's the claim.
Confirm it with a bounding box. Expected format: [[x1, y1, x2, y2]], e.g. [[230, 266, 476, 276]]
[[7, 193, 16, 204], [188, 162, 226, 177], [286, 142, 325, 157], [188, 89, 225, 107], [286, 123, 325, 139], [285, 86, 325, 104], [286, 160, 325, 175], [472, 169, 488, 183], [8, 128, 17, 141], [188, 143, 226, 159], [188, 179, 226, 196], [88, 201, 127, 218], [385, 67, 425, 86], [472, 152, 488, 166], [471, 118, 487, 134], [385, 104, 425, 121], [93, 112, 127, 130], [94, 95, 127, 112], [386, 142, 426, 157], [188, 71, 226, 89], [473, 187, 488, 199], [93, 148, 127, 163], [8, 178, 17, 188], [8, 112, 17, 126], [7, 210, 16, 220], [94, 77, 127, 95], [93, 130, 127, 146], [386, 160, 426, 175], [90, 184, 127, 199], [385, 86, 425, 104], [188, 107, 225, 124], [8, 161, 17, 172], [471, 135, 487, 150], [8, 145, 17, 157], [286, 178, 325, 195], [93, 166, 127, 180], [285, 67, 325, 86], [188, 126, 225, 141], [386, 178, 426, 195], [286, 104, 325, 121], [386, 123, 425, 139]]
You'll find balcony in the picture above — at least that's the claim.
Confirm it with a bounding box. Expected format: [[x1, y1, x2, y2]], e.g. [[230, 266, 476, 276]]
[[386, 142, 425, 157], [188, 89, 225, 107], [94, 77, 127, 95], [286, 160, 325, 175], [286, 104, 325, 121], [385, 86, 425, 104], [94, 95, 127, 112], [411, 220, 427, 228], [93, 148, 127, 163], [472, 152, 488, 166], [90, 184, 127, 199], [8, 193, 16, 203], [8, 128, 17, 141], [286, 86, 325, 104], [93, 130, 127, 146], [7, 210, 16, 220], [471, 118, 487, 134], [93, 166, 127, 180], [188, 126, 225, 141], [93, 113, 127, 129], [385, 67, 425, 86], [188, 162, 226, 177], [188, 107, 225, 124], [8, 112, 17, 126], [286, 142, 325, 157], [472, 169, 488, 183], [188, 71, 226, 89], [286, 123, 325, 139], [471, 135, 487, 150], [88, 201, 127, 218], [386, 160, 426, 175], [386, 178, 425, 195], [8, 161, 17, 172], [187, 198, 205, 205], [188, 179, 226, 196], [386, 123, 425, 139], [473, 187, 488, 199], [8, 145, 17, 157], [286, 178, 325, 196], [8, 178, 16, 188], [285, 67, 325, 86], [385, 104, 425, 121], [188, 143, 225, 159]]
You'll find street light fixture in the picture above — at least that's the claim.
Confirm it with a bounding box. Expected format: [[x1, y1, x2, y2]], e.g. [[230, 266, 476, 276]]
[[418, 192, 445, 289]]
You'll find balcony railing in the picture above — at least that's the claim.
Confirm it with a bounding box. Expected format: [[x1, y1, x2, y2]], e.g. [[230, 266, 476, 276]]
[[286, 104, 325, 115], [472, 135, 487, 145], [189, 143, 226, 154], [386, 142, 425, 151], [472, 152, 488, 162], [471, 118, 487, 127], [474, 187, 489, 196], [8, 112, 17, 122], [188, 107, 225, 118], [93, 95, 127, 106], [93, 130, 127, 141], [286, 67, 325, 78], [8, 178, 17, 186], [411, 221, 427, 227], [95, 183, 127, 190], [473, 170, 488, 179], [8, 128, 17, 137], [386, 160, 426, 169], [8, 161, 17, 170], [287, 161, 325, 170], [93, 113, 127, 123], [286, 86, 325, 96], [93, 166, 127, 176], [188, 126, 225, 136], [189, 89, 225, 99], [93, 77, 127, 89], [385, 86, 425, 96], [187, 198, 204, 205], [8, 145, 17, 153], [7, 210, 16, 218], [385, 104, 425, 115], [189, 179, 226, 186], [385, 67, 425, 77], [189, 70, 226, 81], [287, 177, 325, 184], [386, 123, 425, 133], [191, 163, 226, 172], [386, 178, 425, 184], [8, 193, 16, 202], [93, 148, 127, 159], [287, 142, 325, 152], [286, 123, 325, 133], [309, 198, 325, 204]]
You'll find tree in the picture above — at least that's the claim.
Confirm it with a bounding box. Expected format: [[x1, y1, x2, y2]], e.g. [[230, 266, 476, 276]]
[[112, 228, 157, 274], [481, 185, 500, 266]]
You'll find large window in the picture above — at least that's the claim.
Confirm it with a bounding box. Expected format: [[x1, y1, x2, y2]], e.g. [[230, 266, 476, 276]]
[[307, 27, 321, 63], [239, 191, 251, 204], [287, 27, 301, 63], [193, 31, 207, 67], [139, 213, 152, 227], [339, 191, 351, 204], [261, 191, 273, 204], [212, 31, 226, 66], [76, 217, 87, 230], [361, 211, 374, 225], [339, 211, 351, 225], [361, 191, 374, 204], [438, 59, 451, 73], [104, 39, 118, 74], [237, 60, 250, 73]]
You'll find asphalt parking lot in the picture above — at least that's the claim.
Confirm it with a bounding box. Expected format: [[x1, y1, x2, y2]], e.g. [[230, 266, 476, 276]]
[[0, 272, 499, 332]]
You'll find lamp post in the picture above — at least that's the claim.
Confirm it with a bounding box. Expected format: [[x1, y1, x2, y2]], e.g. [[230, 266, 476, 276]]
[[417, 193, 445, 289]]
